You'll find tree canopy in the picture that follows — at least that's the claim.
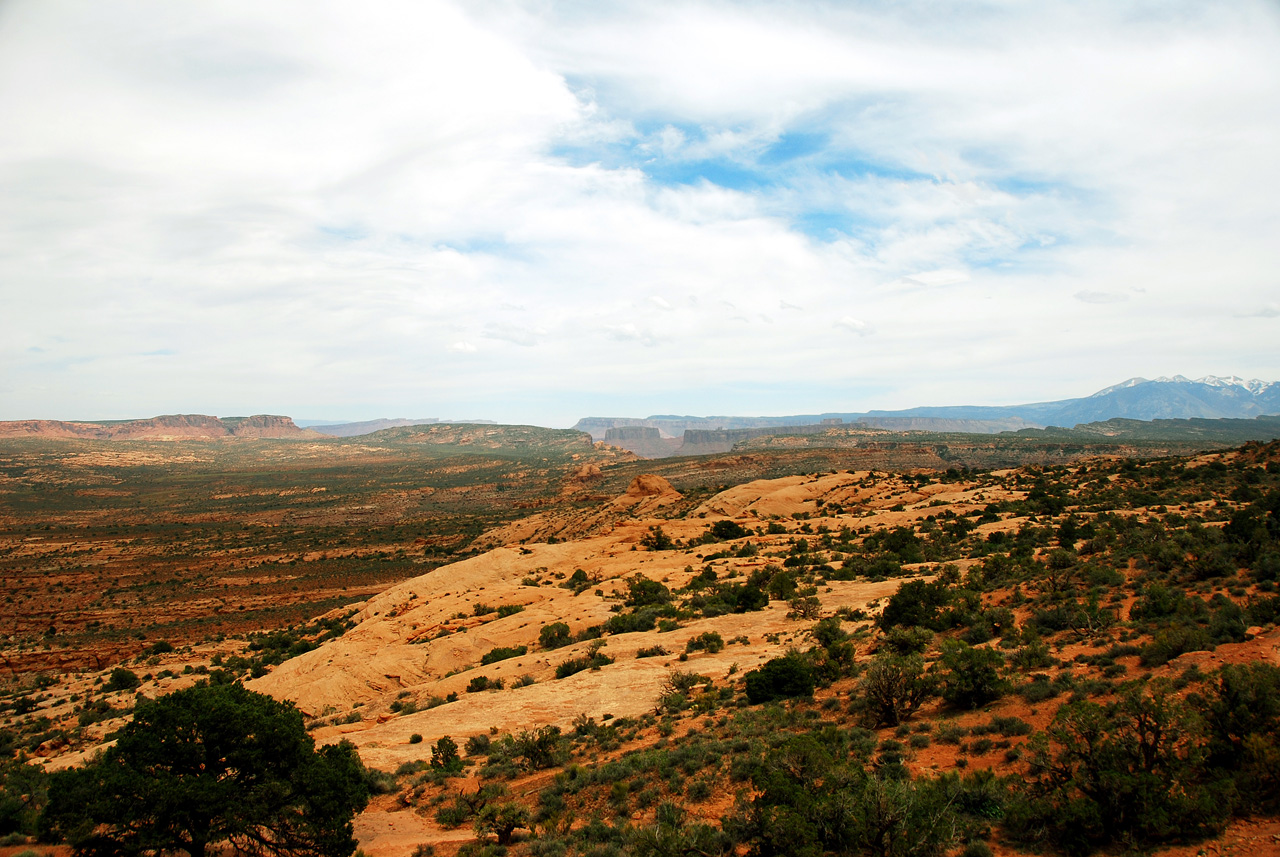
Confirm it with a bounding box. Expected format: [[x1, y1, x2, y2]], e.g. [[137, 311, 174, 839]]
[[43, 682, 369, 857]]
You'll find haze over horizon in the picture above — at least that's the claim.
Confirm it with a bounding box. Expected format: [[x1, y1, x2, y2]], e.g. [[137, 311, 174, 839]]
[[3, 2, 1278, 427]]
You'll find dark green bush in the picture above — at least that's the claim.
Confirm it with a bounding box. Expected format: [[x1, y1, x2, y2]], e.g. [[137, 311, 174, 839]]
[[685, 632, 725, 654], [1199, 661, 1280, 807], [639, 526, 675, 551], [1006, 684, 1227, 855], [856, 653, 936, 728], [431, 736, 463, 773], [467, 675, 502, 693], [604, 609, 660, 635], [732, 733, 960, 857], [809, 617, 849, 648], [555, 643, 613, 679], [744, 652, 815, 704], [1019, 675, 1059, 703], [481, 646, 527, 666], [625, 576, 672, 607], [1140, 625, 1213, 667], [539, 622, 571, 650], [708, 520, 750, 540], [879, 580, 952, 631], [104, 668, 140, 692], [938, 642, 1007, 710]]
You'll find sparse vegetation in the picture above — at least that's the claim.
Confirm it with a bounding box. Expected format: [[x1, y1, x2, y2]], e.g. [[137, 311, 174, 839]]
[[6, 431, 1280, 857]]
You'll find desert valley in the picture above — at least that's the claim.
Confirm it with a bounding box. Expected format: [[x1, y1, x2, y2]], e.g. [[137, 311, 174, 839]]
[[2, 412, 1280, 857], [6, 3, 1278, 856]]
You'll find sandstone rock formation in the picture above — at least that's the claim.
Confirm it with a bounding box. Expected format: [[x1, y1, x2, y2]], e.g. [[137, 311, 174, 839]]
[[248, 469, 931, 770], [471, 474, 683, 550], [602, 426, 682, 459], [0, 414, 318, 440]]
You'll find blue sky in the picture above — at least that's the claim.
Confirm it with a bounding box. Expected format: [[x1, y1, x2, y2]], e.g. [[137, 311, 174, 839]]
[[1, 1, 1278, 426]]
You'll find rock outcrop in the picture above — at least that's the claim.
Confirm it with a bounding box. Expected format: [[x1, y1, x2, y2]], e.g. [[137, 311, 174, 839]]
[[248, 469, 920, 770], [602, 426, 682, 459], [470, 474, 683, 550], [0, 414, 319, 440]]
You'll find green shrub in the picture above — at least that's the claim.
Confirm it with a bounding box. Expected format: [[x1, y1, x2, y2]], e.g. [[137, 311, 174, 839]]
[[539, 622, 571, 650], [708, 520, 750, 540], [555, 643, 613, 679], [744, 652, 815, 704], [685, 632, 724, 654], [879, 580, 952, 630], [604, 610, 659, 635], [1140, 625, 1213, 667], [0, 758, 47, 837], [735, 733, 960, 857], [41, 683, 368, 857], [881, 626, 934, 655], [1019, 675, 1059, 703], [809, 616, 849, 649], [639, 526, 675, 551], [938, 642, 1008, 710], [481, 646, 527, 666], [1200, 661, 1280, 807], [467, 676, 502, 693], [685, 778, 714, 802], [856, 653, 937, 728], [1008, 636, 1054, 670], [626, 575, 672, 607], [514, 726, 565, 769], [431, 736, 463, 773], [474, 801, 530, 846], [104, 668, 141, 692], [1006, 684, 1227, 855]]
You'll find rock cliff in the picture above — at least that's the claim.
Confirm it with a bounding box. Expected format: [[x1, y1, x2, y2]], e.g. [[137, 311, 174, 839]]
[[0, 414, 318, 440]]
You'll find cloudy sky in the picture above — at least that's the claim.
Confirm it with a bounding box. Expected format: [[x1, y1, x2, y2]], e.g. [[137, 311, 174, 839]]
[[2, 1, 1278, 426]]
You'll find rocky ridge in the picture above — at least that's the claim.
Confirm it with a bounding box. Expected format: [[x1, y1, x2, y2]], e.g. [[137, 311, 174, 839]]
[[249, 469, 998, 770], [0, 414, 317, 440]]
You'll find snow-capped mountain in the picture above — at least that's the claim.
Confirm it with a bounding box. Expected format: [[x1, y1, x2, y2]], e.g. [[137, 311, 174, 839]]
[[578, 374, 1280, 442], [1093, 375, 1277, 398], [1053, 375, 1280, 425]]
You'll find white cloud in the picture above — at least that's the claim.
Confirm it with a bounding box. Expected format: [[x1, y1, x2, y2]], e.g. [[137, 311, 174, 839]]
[[1, 1, 1277, 424], [481, 323, 545, 347], [893, 269, 972, 289], [602, 323, 659, 346], [835, 316, 871, 335], [1074, 290, 1130, 304]]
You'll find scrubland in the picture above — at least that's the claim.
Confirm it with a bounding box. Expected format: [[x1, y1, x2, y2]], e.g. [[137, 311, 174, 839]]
[[2, 428, 1279, 857]]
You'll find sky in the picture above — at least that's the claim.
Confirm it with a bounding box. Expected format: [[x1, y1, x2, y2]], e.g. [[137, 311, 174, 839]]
[[1, 1, 1278, 427]]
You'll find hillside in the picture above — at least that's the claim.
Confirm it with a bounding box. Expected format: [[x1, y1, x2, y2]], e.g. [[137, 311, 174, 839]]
[[4, 438, 1280, 857], [0, 428, 634, 673], [309, 419, 443, 437], [0, 414, 317, 440], [576, 375, 1280, 452]]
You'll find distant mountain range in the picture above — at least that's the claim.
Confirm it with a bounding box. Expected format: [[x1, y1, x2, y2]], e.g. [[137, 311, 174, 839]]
[[304, 418, 440, 437], [573, 375, 1280, 441], [2, 376, 1275, 446], [0, 414, 315, 440], [302, 418, 498, 436]]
